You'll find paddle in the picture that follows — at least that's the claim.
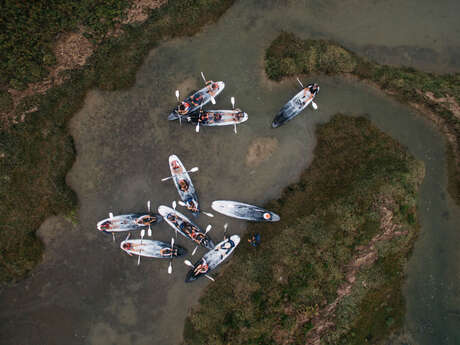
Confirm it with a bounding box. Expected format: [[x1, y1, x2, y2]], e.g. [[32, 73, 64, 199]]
[[177, 200, 214, 217], [230, 97, 238, 134], [191, 225, 212, 256], [147, 200, 152, 237], [175, 90, 180, 101], [161, 167, 199, 181], [223, 223, 229, 239], [201, 72, 216, 104], [168, 237, 174, 274], [138, 228, 145, 266], [172, 201, 178, 238], [109, 212, 115, 242], [184, 260, 215, 282], [296, 77, 304, 88]]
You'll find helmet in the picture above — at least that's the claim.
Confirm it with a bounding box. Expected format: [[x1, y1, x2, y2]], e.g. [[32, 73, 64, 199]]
[[263, 212, 272, 220]]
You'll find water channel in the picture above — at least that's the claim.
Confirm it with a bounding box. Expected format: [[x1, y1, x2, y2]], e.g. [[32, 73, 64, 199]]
[[1, 1, 459, 344]]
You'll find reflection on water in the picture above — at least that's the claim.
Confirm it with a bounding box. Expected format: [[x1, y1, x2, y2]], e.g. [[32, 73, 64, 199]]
[[0, 0, 459, 344]]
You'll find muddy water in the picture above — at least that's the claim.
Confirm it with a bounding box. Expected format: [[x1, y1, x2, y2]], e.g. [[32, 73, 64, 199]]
[[1, 1, 459, 344]]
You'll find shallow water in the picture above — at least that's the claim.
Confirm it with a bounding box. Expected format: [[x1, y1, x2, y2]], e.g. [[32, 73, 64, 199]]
[[1, 0, 459, 344]]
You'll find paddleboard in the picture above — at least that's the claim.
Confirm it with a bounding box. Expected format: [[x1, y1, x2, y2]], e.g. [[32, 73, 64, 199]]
[[168, 154, 199, 216], [211, 200, 280, 222], [271, 85, 319, 128], [185, 235, 240, 282], [168, 81, 225, 120], [158, 205, 215, 249], [120, 239, 186, 258], [97, 213, 162, 232], [187, 109, 248, 126]]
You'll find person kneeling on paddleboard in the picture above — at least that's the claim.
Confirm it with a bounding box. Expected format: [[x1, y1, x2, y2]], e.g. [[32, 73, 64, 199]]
[[194, 259, 209, 276]]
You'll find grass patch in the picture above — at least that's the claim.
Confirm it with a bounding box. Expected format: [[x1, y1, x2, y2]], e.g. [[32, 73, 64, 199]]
[[183, 114, 424, 344], [0, 0, 236, 284], [265, 32, 460, 205]]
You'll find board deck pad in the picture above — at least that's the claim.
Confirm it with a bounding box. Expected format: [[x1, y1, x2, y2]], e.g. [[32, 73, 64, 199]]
[[97, 213, 162, 232], [211, 200, 280, 222], [120, 239, 186, 258], [158, 205, 214, 249], [272, 87, 318, 128], [168, 81, 225, 120], [185, 235, 240, 282]]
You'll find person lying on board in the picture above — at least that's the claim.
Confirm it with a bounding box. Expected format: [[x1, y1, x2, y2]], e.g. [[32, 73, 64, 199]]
[[219, 238, 236, 258], [205, 80, 219, 96], [135, 215, 157, 226], [194, 258, 209, 275], [186, 199, 199, 213], [160, 247, 177, 257]]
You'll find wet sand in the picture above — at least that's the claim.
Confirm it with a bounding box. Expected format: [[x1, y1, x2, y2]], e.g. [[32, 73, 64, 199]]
[[1, 1, 459, 344]]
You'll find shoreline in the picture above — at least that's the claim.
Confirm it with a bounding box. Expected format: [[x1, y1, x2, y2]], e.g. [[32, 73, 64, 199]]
[[264, 32, 459, 206], [0, 0, 237, 284], [183, 114, 425, 344]]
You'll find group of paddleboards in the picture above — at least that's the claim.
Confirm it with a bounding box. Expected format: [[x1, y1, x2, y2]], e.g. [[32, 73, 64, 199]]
[[97, 154, 280, 283], [168, 73, 319, 131]]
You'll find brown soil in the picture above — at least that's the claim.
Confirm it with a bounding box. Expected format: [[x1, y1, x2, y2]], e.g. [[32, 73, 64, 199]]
[[122, 0, 167, 25], [246, 137, 279, 167]]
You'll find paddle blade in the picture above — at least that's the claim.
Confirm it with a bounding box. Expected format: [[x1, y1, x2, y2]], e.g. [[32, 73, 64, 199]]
[[192, 246, 198, 256], [210, 96, 216, 105], [296, 77, 304, 88], [137, 255, 141, 266], [184, 260, 194, 267], [161, 176, 171, 182], [147, 200, 151, 211], [205, 274, 215, 282], [178, 201, 186, 207], [312, 101, 318, 110], [231, 97, 235, 109], [109, 212, 114, 219], [168, 262, 172, 274], [140, 229, 145, 239], [125, 233, 130, 241], [205, 225, 212, 233], [175, 90, 180, 101], [234, 123, 237, 134], [224, 223, 228, 231], [172, 201, 177, 210], [171, 237, 175, 248], [200, 72, 206, 82], [148, 228, 152, 237], [203, 211, 214, 218], [189, 167, 199, 173], [195, 123, 200, 133]]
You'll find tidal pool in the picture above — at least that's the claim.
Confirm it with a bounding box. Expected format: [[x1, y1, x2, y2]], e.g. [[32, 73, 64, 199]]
[[1, 1, 459, 344]]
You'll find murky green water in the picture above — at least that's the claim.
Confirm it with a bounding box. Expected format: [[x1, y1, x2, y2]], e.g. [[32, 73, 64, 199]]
[[1, 1, 459, 344]]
